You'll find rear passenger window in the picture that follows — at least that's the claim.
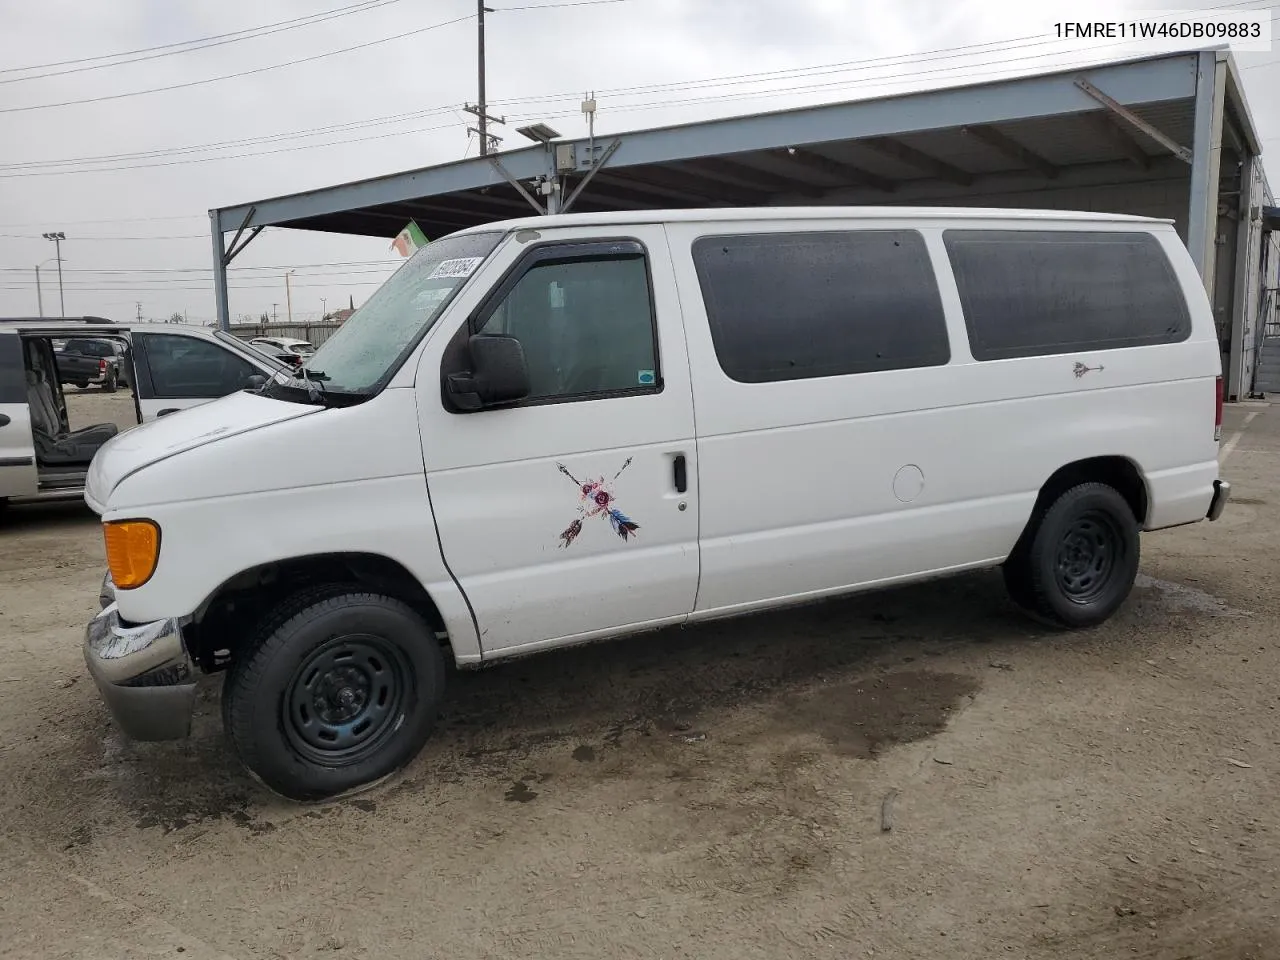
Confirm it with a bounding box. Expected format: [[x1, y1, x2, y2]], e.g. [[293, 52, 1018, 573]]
[[943, 230, 1191, 361], [690, 230, 949, 383]]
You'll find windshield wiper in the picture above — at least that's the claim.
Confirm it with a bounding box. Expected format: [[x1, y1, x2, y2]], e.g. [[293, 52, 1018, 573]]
[[296, 366, 328, 404]]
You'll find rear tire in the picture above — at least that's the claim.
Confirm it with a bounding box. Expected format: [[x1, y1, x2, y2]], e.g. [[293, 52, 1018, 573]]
[[1003, 482, 1139, 629], [223, 589, 446, 801], [102, 368, 118, 393]]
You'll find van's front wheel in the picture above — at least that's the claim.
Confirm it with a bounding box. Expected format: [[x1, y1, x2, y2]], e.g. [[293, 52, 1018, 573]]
[[1003, 482, 1139, 629], [223, 590, 445, 801]]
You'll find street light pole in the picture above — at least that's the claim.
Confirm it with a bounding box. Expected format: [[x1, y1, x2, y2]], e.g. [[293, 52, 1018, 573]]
[[321, 297, 327, 319], [35, 263, 44, 317], [285, 270, 295, 325], [42, 231, 65, 316]]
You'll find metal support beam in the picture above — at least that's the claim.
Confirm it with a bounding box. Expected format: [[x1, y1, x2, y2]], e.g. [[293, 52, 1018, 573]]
[[561, 139, 622, 214], [775, 148, 897, 192], [628, 165, 762, 203], [211, 217, 229, 332], [1189, 50, 1227, 295], [1074, 77, 1192, 164], [224, 226, 263, 265], [487, 156, 546, 214], [860, 137, 974, 186], [960, 125, 1059, 179], [594, 172, 733, 206], [1229, 152, 1255, 401], [223, 206, 256, 263], [1088, 113, 1151, 170], [683, 156, 822, 197], [574, 179, 691, 209]]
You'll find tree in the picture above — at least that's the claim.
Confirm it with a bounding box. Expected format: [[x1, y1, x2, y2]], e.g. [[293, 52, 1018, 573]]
[[260, 312, 270, 323], [169, 311, 183, 324]]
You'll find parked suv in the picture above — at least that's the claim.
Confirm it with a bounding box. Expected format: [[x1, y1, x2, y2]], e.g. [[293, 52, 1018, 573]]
[[81, 207, 1229, 801], [0, 320, 288, 509], [247, 337, 315, 368]]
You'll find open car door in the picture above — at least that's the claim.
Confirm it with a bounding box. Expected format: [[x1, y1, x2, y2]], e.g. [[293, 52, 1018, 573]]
[[0, 331, 37, 499]]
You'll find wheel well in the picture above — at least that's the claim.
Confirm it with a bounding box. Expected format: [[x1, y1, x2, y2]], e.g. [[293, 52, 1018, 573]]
[[1032, 457, 1149, 528], [184, 553, 449, 673]]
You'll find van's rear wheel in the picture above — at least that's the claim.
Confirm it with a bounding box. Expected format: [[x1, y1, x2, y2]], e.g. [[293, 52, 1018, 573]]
[[1003, 482, 1139, 629], [223, 589, 445, 801]]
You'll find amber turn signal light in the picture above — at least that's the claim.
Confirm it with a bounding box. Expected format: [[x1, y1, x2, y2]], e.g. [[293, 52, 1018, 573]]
[[103, 520, 161, 589]]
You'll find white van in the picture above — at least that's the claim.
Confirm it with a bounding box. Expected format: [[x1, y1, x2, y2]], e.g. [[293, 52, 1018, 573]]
[[82, 208, 1229, 800]]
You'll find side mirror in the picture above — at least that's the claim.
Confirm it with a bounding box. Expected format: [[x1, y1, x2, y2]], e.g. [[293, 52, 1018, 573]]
[[446, 334, 530, 411], [245, 374, 267, 390]]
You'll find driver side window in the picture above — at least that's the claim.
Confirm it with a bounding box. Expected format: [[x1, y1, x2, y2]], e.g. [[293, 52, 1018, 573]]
[[474, 249, 659, 402]]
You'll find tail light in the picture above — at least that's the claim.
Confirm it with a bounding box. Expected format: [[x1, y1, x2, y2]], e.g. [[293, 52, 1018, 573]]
[[98, 359, 107, 373], [285, 354, 302, 366], [1215, 375, 1224, 442]]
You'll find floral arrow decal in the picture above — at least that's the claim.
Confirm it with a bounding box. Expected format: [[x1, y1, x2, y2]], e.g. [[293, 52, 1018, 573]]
[[556, 457, 640, 548]]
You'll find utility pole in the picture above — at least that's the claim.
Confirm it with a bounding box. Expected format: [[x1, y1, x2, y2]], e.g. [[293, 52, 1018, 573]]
[[285, 270, 295, 324], [463, 2, 504, 155], [42, 231, 65, 315], [35, 264, 44, 317], [321, 297, 327, 319], [136, 302, 142, 321], [273, 303, 278, 322]]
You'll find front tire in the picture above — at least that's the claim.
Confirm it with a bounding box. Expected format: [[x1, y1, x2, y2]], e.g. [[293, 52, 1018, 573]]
[[223, 590, 446, 801], [1003, 482, 1139, 629]]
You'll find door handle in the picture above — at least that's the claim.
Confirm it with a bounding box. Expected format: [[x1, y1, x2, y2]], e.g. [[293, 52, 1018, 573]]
[[158, 408, 179, 417], [673, 454, 687, 494], [0, 414, 9, 427]]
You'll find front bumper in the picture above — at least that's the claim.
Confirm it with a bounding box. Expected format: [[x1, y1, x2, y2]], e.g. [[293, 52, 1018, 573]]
[[1207, 478, 1231, 522], [84, 573, 196, 741]]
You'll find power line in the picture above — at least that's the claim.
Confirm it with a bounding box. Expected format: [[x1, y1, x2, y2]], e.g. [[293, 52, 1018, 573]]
[[6, 0, 1272, 178], [0, 106, 457, 171], [0, 0, 630, 115], [0, 119, 465, 179], [0, 0, 410, 84], [0, 15, 473, 116]]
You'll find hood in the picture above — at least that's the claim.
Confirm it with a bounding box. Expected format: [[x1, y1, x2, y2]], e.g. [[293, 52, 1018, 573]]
[[84, 390, 322, 512]]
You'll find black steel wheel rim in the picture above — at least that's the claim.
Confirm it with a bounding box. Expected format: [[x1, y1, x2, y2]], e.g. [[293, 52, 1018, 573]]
[[1054, 509, 1124, 604], [282, 634, 413, 766]]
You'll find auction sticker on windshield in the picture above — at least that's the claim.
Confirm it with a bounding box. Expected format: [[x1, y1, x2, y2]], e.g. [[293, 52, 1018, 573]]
[[428, 257, 484, 280]]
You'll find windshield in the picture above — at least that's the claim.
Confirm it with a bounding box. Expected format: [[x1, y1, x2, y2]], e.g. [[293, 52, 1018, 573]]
[[65, 339, 112, 357], [289, 231, 504, 394]]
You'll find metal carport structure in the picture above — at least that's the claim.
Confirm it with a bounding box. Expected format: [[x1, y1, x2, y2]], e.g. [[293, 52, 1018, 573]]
[[210, 47, 1274, 399]]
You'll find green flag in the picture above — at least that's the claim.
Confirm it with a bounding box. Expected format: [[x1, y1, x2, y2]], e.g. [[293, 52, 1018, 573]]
[[390, 220, 428, 257]]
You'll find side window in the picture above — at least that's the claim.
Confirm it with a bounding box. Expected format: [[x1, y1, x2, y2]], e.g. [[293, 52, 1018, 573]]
[[690, 230, 950, 383], [943, 229, 1192, 361], [470, 246, 659, 402], [142, 335, 257, 398]]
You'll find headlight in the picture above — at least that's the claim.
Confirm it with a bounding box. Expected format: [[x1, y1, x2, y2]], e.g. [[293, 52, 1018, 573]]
[[103, 519, 161, 589]]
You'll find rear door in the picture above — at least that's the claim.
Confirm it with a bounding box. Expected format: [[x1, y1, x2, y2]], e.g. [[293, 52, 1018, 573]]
[[0, 332, 37, 498], [131, 331, 270, 420]]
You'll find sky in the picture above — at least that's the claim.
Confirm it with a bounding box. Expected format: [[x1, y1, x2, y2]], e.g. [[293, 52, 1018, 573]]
[[1, 0, 1277, 325]]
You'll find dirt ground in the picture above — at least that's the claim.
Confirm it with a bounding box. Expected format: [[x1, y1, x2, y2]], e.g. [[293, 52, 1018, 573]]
[[2, 393, 1278, 960]]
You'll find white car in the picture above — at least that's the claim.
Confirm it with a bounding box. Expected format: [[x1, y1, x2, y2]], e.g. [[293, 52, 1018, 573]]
[[0, 320, 289, 507], [81, 207, 1228, 801], [248, 337, 315, 367]]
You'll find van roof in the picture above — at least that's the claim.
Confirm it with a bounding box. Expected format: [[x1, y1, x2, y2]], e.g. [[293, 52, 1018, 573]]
[[447, 206, 1173, 238]]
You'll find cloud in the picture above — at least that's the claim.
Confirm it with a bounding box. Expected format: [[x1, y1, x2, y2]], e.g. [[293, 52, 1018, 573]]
[[0, 0, 1274, 321]]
